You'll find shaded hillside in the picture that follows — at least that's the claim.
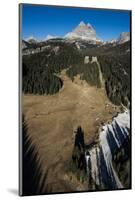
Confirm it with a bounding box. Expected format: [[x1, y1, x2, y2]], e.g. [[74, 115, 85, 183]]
[[81, 41, 130, 56], [22, 41, 83, 95], [22, 39, 130, 107], [99, 54, 130, 106]]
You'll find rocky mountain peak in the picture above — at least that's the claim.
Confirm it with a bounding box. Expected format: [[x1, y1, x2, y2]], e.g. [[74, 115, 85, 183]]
[[117, 32, 130, 44], [26, 36, 39, 44], [78, 21, 86, 26], [64, 21, 102, 43]]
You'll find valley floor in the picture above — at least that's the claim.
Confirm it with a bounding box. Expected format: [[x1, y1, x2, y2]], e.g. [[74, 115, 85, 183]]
[[22, 69, 120, 193]]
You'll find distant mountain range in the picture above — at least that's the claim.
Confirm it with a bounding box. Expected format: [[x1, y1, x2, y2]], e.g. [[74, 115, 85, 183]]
[[24, 21, 130, 46]]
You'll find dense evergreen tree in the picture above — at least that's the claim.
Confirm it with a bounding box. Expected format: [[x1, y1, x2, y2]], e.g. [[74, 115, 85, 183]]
[[22, 41, 84, 95], [98, 54, 130, 106], [22, 39, 130, 107], [66, 62, 101, 88]]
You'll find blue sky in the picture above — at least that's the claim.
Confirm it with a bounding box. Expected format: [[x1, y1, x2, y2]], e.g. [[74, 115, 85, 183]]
[[22, 4, 130, 41]]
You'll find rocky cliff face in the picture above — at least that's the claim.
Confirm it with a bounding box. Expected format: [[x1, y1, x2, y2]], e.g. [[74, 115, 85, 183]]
[[117, 32, 130, 44], [71, 110, 130, 190], [65, 21, 102, 43], [86, 110, 130, 190]]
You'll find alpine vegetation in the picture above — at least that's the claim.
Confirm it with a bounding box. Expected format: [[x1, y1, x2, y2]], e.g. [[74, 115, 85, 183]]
[[21, 4, 131, 195]]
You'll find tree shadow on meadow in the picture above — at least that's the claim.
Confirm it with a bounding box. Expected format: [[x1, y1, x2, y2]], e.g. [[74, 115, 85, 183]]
[[22, 115, 48, 196], [71, 126, 86, 175]]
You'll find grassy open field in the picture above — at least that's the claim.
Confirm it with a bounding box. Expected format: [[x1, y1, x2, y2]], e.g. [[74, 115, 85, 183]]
[[22, 69, 120, 193]]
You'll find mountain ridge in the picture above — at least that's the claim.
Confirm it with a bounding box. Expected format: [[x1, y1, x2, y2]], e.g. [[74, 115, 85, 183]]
[[23, 21, 130, 45], [64, 21, 102, 43]]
